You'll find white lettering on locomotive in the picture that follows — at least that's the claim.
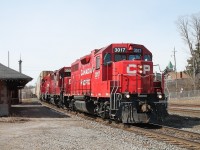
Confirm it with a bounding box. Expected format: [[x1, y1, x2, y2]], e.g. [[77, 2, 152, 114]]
[[81, 68, 93, 76], [127, 64, 137, 74], [127, 64, 150, 74], [114, 47, 126, 53], [81, 79, 90, 85], [65, 68, 71, 72], [95, 71, 100, 79], [143, 65, 150, 74]]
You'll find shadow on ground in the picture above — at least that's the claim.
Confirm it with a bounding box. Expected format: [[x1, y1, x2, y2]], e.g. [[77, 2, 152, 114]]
[[161, 114, 200, 129], [11, 101, 69, 118]]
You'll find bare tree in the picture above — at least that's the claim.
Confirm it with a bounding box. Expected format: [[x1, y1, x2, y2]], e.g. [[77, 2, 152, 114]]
[[176, 13, 200, 90]]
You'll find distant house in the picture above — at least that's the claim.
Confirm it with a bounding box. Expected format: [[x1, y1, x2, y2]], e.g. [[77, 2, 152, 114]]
[[165, 69, 192, 92], [166, 71, 190, 80], [0, 63, 32, 116]]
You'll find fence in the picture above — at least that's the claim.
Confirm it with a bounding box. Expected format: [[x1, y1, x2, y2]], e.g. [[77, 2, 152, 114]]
[[168, 90, 200, 100]]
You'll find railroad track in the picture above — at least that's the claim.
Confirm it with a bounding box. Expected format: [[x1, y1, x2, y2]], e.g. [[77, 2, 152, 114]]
[[169, 108, 200, 114], [169, 104, 200, 108], [124, 125, 200, 150], [40, 101, 200, 150]]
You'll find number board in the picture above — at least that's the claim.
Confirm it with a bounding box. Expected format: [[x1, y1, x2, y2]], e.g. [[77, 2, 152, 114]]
[[133, 48, 142, 53], [113, 47, 127, 53], [65, 68, 71, 72]]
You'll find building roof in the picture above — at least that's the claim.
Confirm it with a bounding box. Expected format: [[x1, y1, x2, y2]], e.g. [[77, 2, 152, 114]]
[[0, 63, 32, 81]]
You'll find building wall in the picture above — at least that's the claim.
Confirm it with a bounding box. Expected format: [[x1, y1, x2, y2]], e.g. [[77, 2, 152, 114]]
[[0, 81, 10, 116], [11, 89, 19, 104]]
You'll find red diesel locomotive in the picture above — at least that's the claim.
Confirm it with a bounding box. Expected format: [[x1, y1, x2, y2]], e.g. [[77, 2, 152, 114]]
[[40, 67, 71, 105], [39, 43, 168, 123]]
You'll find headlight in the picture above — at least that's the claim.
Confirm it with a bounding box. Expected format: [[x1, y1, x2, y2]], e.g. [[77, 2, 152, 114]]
[[126, 94, 130, 98], [138, 65, 143, 69], [138, 70, 143, 74], [158, 94, 162, 99], [124, 93, 130, 98]]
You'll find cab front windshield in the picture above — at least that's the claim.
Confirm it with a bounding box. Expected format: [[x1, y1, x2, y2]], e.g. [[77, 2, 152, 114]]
[[114, 54, 141, 62], [114, 53, 153, 62], [129, 54, 141, 60], [115, 54, 126, 62]]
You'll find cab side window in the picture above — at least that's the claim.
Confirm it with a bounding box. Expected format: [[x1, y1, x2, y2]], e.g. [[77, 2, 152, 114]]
[[144, 55, 152, 61], [96, 56, 100, 69], [104, 53, 111, 64]]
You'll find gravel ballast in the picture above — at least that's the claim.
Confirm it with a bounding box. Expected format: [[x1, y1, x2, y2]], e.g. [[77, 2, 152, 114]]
[[0, 115, 186, 150]]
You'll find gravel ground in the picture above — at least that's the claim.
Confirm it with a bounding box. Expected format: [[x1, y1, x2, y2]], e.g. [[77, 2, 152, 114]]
[[0, 99, 187, 150], [167, 99, 200, 134], [0, 117, 186, 150]]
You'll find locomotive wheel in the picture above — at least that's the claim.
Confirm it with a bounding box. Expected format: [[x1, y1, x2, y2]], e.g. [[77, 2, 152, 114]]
[[58, 93, 64, 108], [69, 99, 76, 111], [54, 97, 59, 106], [57, 100, 63, 108], [98, 102, 109, 119], [64, 100, 69, 108]]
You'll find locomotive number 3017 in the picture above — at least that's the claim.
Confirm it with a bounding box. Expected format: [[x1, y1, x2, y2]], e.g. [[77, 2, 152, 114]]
[[113, 47, 127, 53]]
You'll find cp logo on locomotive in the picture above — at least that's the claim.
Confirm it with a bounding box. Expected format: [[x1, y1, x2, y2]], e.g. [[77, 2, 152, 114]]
[[127, 64, 150, 74]]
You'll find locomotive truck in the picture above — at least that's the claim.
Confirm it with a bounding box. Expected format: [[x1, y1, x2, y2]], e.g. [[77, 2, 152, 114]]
[[39, 43, 168, 123]]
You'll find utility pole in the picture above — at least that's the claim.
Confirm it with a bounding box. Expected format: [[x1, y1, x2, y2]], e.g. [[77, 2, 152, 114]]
[[173, 47, 178, 92], [8, 51, 10, 68]]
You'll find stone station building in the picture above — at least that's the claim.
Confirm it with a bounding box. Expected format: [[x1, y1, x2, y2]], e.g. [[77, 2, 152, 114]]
[[0, 63, 32, 116]]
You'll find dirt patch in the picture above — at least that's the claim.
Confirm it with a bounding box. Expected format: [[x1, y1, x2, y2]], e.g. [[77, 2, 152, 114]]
[[169, 99, 200, 105], [0, 117, 30, 123]]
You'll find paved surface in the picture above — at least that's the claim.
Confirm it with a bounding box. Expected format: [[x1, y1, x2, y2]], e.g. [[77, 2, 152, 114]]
[[11, 99, 68, 118]]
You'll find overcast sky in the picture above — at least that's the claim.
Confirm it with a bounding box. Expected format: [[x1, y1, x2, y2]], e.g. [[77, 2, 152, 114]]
[[0, 0, 200, 85]]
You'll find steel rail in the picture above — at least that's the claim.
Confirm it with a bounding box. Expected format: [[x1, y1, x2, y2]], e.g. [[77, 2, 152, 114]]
[[169, 104, 200, 108], [169, 108, 200, 114]]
